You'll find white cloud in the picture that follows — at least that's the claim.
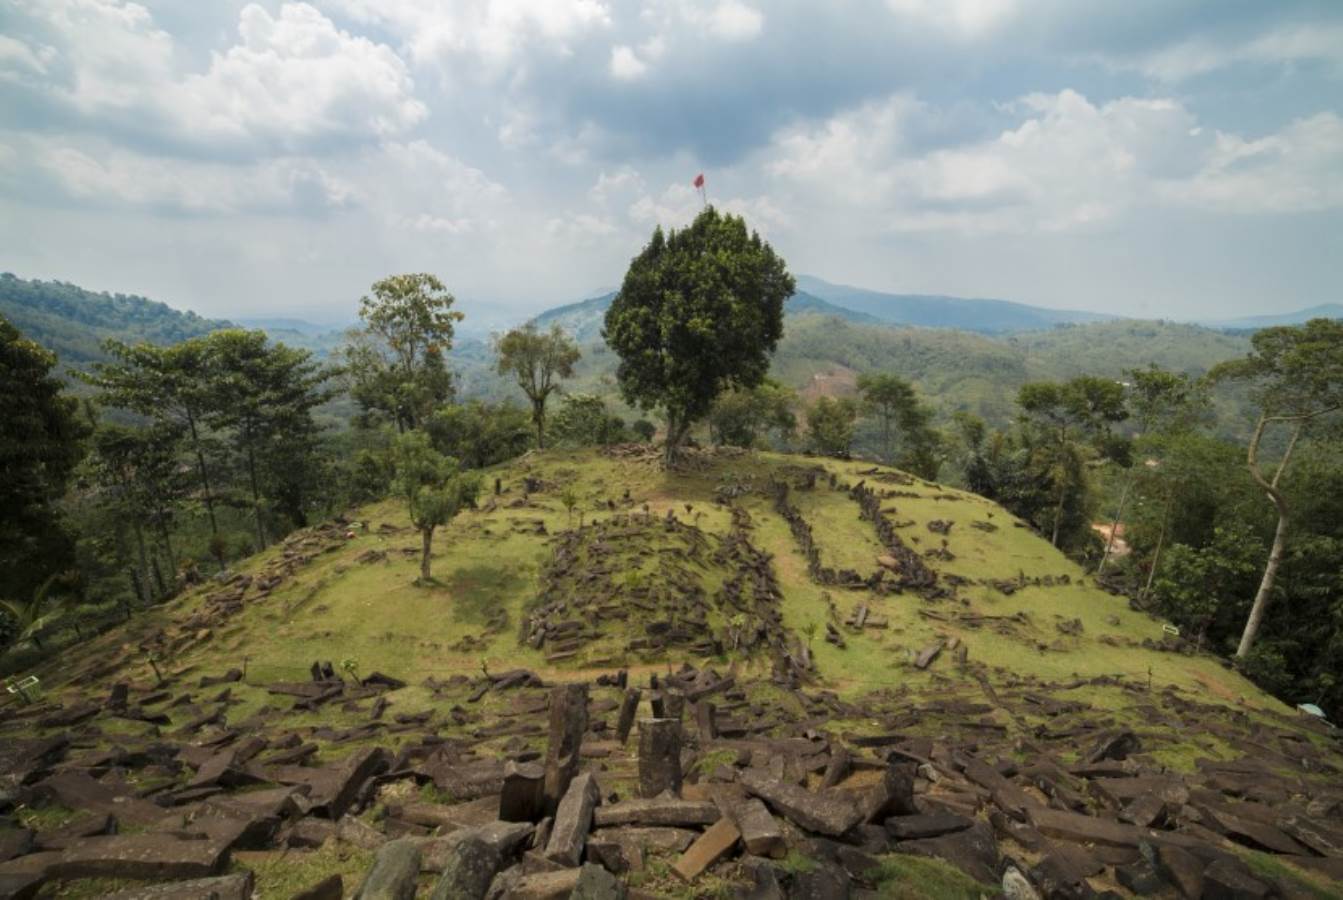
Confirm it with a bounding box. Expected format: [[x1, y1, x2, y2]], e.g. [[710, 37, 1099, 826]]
[[885, 0, 1018, 37], [31, 141, 353, 213], [1170, 113, 1343, 214], [0, 35, 53, 77], [1109, 23, 1343, 81], [609, 45, 648, 80], [702, 1, 763, 41], [763, 88, 1343, 236], [10, 0, 425, 152], [323, 0, 612, 73]]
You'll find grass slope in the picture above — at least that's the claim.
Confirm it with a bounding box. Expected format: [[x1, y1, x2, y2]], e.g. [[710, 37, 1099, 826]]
[[11, 447, 1340, 899], [30, 448, 1283, 739]]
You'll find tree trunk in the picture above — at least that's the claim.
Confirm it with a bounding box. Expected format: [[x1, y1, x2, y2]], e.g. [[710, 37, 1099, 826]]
[[1140, 493, 1172, 604], [663, 413, 692, 467], [1050, 485, 1065, 548], [1236, 416, 1301, 659], [420, 527, 434, 582], [187, 413, 219, 539], [245, 444, 267, 550], [1097, 474, 1134, 575], [133, 522, 152, 602], [159, 518, 178, 579], [534, 399, 546, 450]]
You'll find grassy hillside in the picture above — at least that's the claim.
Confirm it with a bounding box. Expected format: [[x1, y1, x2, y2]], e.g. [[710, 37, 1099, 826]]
[[20, 448, 1293, 741], [0, 273, 231, 369], [5, 447, 1339, 898]]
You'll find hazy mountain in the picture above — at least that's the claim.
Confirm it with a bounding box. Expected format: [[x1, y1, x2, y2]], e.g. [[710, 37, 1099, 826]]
[[532, 288, 878, 343], [0, 273, 231, 368], [1197, 304, 1343, 330], [795, 274, 1116, 333]]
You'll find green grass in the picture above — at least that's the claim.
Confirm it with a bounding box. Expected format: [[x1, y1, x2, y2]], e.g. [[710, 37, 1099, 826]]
[[10, 447, 1294, 776], [234, 843, 376, 896], [868, 855, 998, 899], [1232, 847, 1341, 899]]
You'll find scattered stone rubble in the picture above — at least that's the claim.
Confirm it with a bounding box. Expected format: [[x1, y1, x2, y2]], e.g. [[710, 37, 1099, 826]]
[[3, 655, 1341, 899]]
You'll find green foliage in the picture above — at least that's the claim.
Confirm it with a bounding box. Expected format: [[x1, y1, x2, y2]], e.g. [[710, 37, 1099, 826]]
[[856, 372, 942, 478], [0, 574, 75, 652], [202, 330, 335, 545], [494, 322, 581, 448], [393, 431, 480, 582], [344, 273, 462, 432], [426, 400, 532, 468], [1210, 318, 1343, 658], [0, 273, 227, 370], [604, 206, 795, 461], [550, 394, 629, 447], [707, 380, 797, 448], [1, 315, 88, 603], [631, 419, 656, 441], [1152, 524, 1261, 649], [807, 396, 858, 458]]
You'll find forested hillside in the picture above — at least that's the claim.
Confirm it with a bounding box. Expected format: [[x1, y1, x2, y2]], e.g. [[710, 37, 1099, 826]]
[[0, 273, 231, 368]]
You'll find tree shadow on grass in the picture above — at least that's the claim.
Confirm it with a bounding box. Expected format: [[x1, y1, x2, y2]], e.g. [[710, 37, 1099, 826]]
[[442, 564, 530, 626]]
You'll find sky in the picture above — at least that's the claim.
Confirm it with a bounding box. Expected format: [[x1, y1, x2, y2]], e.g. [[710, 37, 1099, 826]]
[[1, 0, 1340, 327]]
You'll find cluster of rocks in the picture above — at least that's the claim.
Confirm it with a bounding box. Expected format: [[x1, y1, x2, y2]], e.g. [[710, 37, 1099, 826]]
[[4, 650, 1343, 899], [517, 510, 810, 678]]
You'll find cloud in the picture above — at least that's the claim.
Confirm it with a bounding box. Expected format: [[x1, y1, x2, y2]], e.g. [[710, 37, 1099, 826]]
[[762, 88, 1343, 236], [885, 0, 1018, 36], [24, 140, 353, 214], [1169, 112, 1343, 214], [6, 0, 425, 155], [609, 45, 648, 80], [1103, 22, 1343, 81], [323, 0, 612, 73], [698, 1, 765, 41]]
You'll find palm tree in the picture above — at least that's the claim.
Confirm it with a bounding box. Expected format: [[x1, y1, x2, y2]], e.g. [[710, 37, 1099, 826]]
[[1, 574, 74, 653]]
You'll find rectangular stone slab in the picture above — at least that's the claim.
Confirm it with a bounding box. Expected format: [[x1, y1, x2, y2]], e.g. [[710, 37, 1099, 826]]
[[51, 834, 230, 881], [738, 769, 864, 837], [593, 798, 720, 828], [1026, 807, 1146, 848], [673, 817, 740, 882], [544, 772, 599, 867], [732, 798, 785, 858]]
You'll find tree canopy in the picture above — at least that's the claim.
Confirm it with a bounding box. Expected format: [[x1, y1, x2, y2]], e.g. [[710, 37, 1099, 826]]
[[603, 207, 794, 463], [346, 274, 461, 432], [494, 322, 581, 448]]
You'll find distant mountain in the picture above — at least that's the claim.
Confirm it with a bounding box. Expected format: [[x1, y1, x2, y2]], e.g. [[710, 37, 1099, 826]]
[[1197, 304, 1343, 331], [235, 317, 347, 336], [0, 273, 232, 368], [795, 274, 1115, 334], [531, 288, 877, 343]]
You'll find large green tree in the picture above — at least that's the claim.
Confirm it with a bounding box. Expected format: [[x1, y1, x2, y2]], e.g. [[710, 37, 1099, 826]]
[[494, 323, 581, 449], [1, 316, 88, 602], [87, 337, 222, 538], [87, 422, 190, 600], [603, 207, 794, 464], [203, 330, 334, 550], [707, 380, 797, 448], [1097, 365, 1207, 573], [394, 431, 480, 582], [1017, 376, 1128, 547], [345, 274, 461, 432], [807, 396, 858, 458], [1211, 318, 1343, 658]]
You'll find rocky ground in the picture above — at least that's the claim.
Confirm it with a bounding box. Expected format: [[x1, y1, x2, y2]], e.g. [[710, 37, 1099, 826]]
[[2, 449, 1341, 898], [3, 651, 1342, 898]]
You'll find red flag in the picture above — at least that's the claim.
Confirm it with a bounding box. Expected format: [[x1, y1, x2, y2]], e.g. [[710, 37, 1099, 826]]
[[693, 173, 705, 189]]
